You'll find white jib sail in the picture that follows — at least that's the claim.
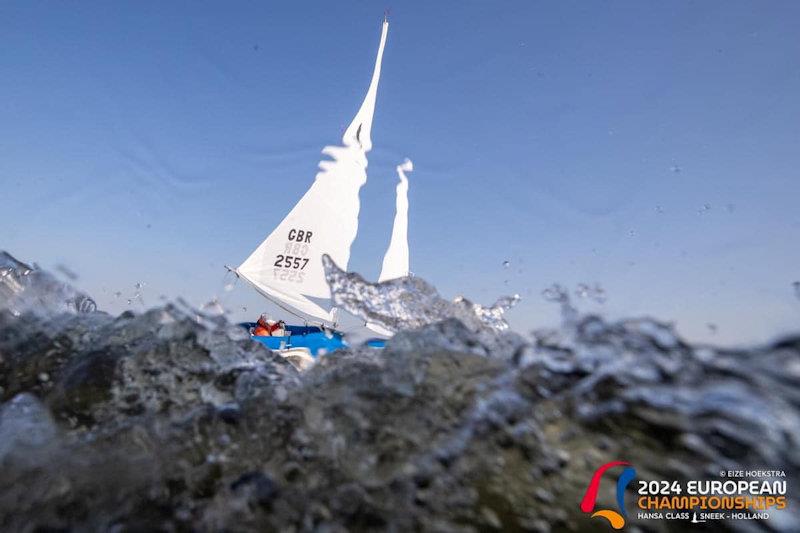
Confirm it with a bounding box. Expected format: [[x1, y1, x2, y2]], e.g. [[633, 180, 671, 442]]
[[237, 19, 389, 323], [367, 158, 413, 337]]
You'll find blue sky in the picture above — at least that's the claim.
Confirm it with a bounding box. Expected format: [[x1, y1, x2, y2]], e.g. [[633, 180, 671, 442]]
[[2, 1, 799, 345]]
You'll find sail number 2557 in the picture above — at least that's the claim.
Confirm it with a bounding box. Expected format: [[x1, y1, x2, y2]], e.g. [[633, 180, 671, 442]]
[[273, 255, 309, 270], [272, 228, 312, 282]]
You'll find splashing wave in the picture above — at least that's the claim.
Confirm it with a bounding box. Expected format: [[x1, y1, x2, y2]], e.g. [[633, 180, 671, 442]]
[[0, 251, 96, 316], [322, 253, 519, 334], [0, 250, 798, 531]]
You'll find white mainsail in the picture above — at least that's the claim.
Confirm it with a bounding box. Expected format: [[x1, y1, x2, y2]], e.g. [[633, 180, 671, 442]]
[[237, 19, 389, 323], [366, 159, 413, 336]]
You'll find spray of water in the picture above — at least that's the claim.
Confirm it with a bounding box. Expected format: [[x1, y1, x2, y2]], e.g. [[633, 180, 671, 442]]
[[1, 250, 799, 531], [0, 252, 96, 316], [322, 254, 519, 335]]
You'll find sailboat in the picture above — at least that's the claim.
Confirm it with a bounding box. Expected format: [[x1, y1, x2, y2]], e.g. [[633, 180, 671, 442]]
[[231, 17, 411, 362]]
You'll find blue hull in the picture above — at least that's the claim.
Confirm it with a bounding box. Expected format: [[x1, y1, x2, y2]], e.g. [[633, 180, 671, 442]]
[[239, 323, 385, 357]]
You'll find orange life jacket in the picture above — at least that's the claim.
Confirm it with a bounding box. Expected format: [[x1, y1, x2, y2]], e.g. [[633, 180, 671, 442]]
[[254, 318, 270, 336], [254, 319, 283, 337]]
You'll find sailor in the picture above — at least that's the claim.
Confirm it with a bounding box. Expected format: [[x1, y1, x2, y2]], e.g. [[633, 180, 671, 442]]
[[253, 315, 286, 336], [253, 315, 271, 336]]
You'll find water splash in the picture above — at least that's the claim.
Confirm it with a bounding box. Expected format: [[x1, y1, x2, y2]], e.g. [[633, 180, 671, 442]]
[[0, 251, 96, 316], [54, 264, 79, 281], [0, 393, 58, 462], [322, 254, 519, 334], [1, 251, 799, 531], [541, 283, 569, 303], [200, 298, 226, 316], [132, 282, 145, 306], [574, 282, 607, 304]]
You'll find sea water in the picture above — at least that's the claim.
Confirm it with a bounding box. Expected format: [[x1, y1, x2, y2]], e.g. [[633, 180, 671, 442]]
[[0, 250, 798, 531]]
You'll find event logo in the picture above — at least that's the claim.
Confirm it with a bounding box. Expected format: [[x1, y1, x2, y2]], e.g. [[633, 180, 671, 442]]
[[580, 461, 637, 529]]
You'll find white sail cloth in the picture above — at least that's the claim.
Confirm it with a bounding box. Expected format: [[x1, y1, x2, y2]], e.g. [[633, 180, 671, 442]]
[[237, 20, 389, 323], [378, 159, 413, 282], [367, 159, 413, 336]]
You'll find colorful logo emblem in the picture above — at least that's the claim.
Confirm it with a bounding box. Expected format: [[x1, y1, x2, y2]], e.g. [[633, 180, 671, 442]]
[[580, 461, 637, 529]]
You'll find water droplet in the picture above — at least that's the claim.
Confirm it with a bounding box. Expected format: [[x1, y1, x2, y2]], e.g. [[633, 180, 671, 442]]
[[655, 205, 664, 214], [541, 284, 568, 303], [793, 281, 800, 300], [670, 164, 682, 173], [200, 298, 226, 316], [628, 229, 636, 237], [706, 323, 718, 334], [75, 295, 96, 313], [502, 260, 510, 269], [38, 372, 49, 382], [55, 264, 78, 281], [574, 283, 607, 303], [224, 283, 235, 292], [114, 291, 122, 298], [698, 203, 712, 214]]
